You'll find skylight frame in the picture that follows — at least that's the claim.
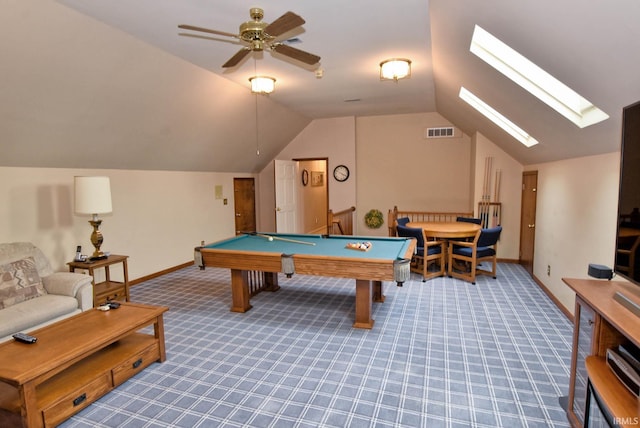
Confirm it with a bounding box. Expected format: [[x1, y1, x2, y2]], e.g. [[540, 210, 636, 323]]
[[459, 87, 539, 148], [470, 25, 608, 128]]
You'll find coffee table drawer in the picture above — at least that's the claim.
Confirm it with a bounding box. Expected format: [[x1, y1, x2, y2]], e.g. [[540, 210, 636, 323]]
[[112, 343, 160, 386], [42, 372, 111, 427]]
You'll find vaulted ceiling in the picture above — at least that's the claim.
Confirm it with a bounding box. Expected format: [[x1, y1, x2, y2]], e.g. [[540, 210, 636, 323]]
[[3, 1, 640, 172]]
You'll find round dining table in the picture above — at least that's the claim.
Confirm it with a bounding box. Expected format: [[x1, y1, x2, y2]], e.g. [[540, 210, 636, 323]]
[[406, 221, 481, 239]]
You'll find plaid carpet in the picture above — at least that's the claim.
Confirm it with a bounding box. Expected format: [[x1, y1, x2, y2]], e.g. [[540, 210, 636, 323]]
[[60, 263, 572, 427]]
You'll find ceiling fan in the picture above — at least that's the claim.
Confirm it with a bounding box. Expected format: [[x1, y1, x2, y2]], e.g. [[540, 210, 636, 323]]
[[178, 7, 321, 68]]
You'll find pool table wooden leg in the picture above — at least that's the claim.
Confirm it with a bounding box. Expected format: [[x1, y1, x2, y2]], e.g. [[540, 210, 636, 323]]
[[230, 269, 252, 313], [372, 280, 385, 303], [353, 279, 375, 329]]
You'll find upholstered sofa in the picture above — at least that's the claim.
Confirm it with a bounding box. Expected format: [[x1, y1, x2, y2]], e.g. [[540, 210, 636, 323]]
[[0, 242, 93, 342]]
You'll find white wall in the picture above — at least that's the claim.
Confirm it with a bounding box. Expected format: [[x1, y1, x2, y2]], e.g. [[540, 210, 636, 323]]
[[529, 152, 620, 313], [0, 166, 248, 280], [258, 117, 357, 232], [473, 132, 524, 260], [356, 112, 472, 236]]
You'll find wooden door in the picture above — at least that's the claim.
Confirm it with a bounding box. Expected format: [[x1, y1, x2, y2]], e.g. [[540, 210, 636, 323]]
[[233, 178, 256, 235], [520, 171, 538, 275]]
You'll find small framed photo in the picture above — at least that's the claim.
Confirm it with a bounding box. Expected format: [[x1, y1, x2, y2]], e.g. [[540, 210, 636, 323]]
[[311, 171, 324, 186]]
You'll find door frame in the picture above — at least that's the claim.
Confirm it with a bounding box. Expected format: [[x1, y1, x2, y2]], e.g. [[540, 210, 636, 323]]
[[293, 157, 329, 233]]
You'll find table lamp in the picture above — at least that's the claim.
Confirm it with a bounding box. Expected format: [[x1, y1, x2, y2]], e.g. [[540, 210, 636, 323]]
[[74, 176, 112, 260]]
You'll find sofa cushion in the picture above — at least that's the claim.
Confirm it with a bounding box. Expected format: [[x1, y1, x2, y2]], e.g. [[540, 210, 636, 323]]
[[0, 294, 79, 338], [0, 257, 47, 309]]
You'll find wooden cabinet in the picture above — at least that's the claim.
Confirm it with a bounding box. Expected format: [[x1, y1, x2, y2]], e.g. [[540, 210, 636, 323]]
[[39, 334, 159, 427], [68, 255, 130, 306], [564, 278, 640, 427], [568, 297, 596, 426], [0, 303, 166, 427]]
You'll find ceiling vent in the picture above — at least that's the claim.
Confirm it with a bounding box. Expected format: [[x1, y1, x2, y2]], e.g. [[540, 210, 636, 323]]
[[424, 127, 456, 139]]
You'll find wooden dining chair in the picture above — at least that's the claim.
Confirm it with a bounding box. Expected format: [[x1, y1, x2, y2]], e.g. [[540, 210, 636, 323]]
[[456, 216, 482, 225], [448, 226, 502, 284], [397, 225, 445, 281], [397, 217, 410, 226]]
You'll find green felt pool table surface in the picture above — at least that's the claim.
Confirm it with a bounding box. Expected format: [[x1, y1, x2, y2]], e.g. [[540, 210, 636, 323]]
[[202, 233, 414, 260]]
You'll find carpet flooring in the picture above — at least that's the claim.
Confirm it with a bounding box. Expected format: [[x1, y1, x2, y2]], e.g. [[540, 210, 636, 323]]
[[60, 263, 573, 427]]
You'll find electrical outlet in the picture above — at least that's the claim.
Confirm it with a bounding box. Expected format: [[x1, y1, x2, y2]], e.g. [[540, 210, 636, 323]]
[[547, 265, 551, 276]]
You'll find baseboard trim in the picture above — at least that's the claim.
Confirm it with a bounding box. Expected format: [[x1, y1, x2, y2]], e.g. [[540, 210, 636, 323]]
[[531, 273, 574, 323], [130, 261, 194, 287]]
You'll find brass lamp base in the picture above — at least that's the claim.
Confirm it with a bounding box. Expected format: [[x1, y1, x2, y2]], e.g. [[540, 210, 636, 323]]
[[88, 218, 107, 260]]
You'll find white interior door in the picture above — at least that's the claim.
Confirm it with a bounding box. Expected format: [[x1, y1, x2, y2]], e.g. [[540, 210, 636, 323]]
[[274, 159, 298, 233]]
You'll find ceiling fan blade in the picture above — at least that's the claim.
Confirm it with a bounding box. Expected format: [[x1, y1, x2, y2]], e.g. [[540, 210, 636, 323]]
[[272, 44, 320, 65], [222, 48, 251, 68], [179, 33, 243, 46], [178, 24, 238, 39], [265, 11, 305, 37]]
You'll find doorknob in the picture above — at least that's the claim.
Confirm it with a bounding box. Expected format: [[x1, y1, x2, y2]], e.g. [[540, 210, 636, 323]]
[[528, 224, 535, 228], [276, 207, 281, 212], [235, 213, 241, 217]]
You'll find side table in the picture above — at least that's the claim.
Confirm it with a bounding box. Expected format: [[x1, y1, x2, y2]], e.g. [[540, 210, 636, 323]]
[[68, 255, 130, 307]]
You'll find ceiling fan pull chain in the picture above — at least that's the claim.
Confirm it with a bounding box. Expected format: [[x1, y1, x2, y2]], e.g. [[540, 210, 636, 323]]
[[255, 92, 260, 156]]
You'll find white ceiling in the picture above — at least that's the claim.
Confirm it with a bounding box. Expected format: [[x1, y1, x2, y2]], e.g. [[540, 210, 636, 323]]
[[56, 0, 437, 119], [5, 1, 640, 171]]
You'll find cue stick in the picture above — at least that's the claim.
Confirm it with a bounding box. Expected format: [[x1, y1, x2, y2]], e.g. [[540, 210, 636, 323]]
[[254, 233, 316, 246]]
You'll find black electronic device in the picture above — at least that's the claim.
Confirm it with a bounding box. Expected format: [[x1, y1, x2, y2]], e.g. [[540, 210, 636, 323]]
[[12, 332, 37, 344], [615, 100, 640, 285], [588, 263, 613, 280], [606, 348, 640, 396], [107, 301, 121, 309], [618, 342, 640, 373], [74, 245, 88, 262]]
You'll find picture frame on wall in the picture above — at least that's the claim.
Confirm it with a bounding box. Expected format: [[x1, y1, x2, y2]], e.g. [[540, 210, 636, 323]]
[[311, 171, 324, 186]]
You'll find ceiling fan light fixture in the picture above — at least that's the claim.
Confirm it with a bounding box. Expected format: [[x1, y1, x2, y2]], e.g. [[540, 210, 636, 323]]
[[380, 58, 411, 81], [249, 76, 276, 94]]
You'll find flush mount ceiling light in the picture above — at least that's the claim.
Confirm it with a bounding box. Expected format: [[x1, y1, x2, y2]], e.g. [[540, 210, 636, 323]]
[[249, 76, 276, 94], [470, 25, 608, 128], [380, 58, 411, 81], [459, 87, 539, 148]]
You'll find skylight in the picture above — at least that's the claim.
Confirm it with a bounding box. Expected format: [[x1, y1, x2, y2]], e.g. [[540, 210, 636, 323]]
[[470, 25, 608, 128], [459, 87, 539, 147]]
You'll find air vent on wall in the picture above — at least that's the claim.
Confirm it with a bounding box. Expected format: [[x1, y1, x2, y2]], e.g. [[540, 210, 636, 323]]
[[424, 127, 455, 138]]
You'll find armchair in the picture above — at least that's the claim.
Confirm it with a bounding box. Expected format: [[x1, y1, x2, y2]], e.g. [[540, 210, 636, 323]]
[[448, 226, 502, 284], [396, 225, 445, 281], [0, 242, 93, 341]]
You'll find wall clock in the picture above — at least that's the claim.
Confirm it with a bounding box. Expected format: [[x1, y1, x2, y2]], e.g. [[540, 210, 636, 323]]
[[301, 169, 309, 186], [333, 165, 350, 182]]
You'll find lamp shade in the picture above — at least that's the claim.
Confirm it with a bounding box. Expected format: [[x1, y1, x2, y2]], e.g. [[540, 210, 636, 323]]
[[380, 58, 412, 81], [74, 176, 113, 215]]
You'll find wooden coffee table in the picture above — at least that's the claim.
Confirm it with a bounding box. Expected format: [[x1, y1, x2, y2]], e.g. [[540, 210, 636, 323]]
[[0, 302, 168, 427]]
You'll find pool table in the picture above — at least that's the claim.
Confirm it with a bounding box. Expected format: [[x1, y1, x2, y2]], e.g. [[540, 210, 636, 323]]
[[195, 233, 415, 328]]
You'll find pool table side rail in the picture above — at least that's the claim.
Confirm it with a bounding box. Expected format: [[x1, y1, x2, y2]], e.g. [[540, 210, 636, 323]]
[[197, 239, 416, 282]]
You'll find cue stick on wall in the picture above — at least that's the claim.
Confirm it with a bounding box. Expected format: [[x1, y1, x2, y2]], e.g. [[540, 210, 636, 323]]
[[481, 156, 493, 228], [484, 157, 490, 227], [493, 169, 501, 227], [253, 233, 316, 246]]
